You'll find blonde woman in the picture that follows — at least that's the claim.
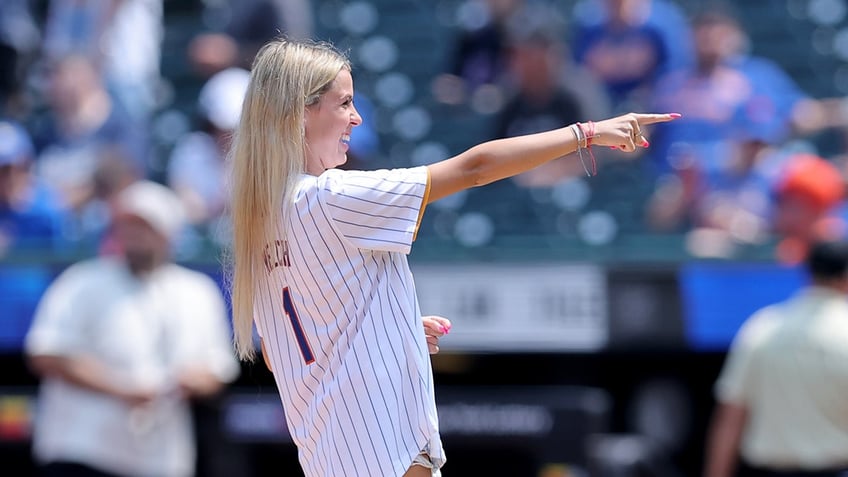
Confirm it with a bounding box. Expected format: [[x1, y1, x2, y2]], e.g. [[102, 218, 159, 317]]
[[228, 38, 678, 477]]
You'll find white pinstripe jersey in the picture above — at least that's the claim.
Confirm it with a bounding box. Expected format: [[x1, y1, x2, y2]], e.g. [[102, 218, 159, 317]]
[[254, 166, 444, 477]]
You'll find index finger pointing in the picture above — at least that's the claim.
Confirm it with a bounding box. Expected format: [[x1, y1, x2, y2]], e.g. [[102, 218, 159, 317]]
[[634, 113, 682, 125]]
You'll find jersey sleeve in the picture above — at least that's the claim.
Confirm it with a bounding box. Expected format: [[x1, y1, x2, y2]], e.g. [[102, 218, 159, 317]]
[[714, 306, 778, 405], [316, 166, 431, 254]]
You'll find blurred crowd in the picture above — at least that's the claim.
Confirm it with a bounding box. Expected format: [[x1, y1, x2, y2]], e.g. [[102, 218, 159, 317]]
[[433, 0, 848, 262], [0, 0, 318, 261], [2, 0, 848, 264]]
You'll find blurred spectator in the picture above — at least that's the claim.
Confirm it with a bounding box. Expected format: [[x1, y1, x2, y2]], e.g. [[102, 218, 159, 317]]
[[494, 9, 596, 186], [0, 119, 65, 256], [644, 9, 848, 251], [167, 67, 249, 227], [445, 5, 599, 240], [431, 0, 523, 107], [75, 146, 144, 251], [650, 10, 847, 181], [25, 180, 239, 477], [32, 55, 147, 217], [571, 0, 693, 112], [645, 11, 780, 242], [646, 124, 788, 246], [42, 0, 164, 122], [705, 240, 848, 477], [188, 0, 314, 78], [649, 148, 844, 261], [0, 0, 40, 116], [772, 154, 846, 265]]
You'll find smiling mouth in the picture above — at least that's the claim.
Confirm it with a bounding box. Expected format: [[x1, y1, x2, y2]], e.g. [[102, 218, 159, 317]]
[[340, 134, 351, 147]]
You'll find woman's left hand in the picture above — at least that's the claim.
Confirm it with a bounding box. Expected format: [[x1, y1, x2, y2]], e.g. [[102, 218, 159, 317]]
[[422, 315, 451, 354]]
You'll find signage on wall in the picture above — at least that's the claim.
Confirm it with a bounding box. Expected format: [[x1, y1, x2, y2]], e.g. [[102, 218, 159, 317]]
[[412, 264, 608, 352]]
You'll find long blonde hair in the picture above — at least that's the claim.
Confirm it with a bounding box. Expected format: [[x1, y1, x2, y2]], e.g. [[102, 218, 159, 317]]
[[228, 39, 350, 360]]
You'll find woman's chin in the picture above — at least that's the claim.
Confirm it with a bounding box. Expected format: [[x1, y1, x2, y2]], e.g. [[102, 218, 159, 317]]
[[335, 148, 349, 167]]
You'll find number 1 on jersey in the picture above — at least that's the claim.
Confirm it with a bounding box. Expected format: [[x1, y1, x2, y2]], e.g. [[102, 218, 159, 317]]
[[282, 287, 315, 365]]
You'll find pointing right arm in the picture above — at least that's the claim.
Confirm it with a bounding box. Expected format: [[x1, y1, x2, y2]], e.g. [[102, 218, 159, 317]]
[[426, 112, 679, 203]]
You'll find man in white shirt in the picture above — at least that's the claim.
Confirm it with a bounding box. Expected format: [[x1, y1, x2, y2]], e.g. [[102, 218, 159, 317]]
[[26, 180, 239, 477], [704, 240, 848, 477]]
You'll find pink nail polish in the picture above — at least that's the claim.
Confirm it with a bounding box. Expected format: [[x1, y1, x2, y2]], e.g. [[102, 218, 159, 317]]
[[669, 113, 682, 118], [610, 146, 619, 150], [440, 326, 448, 334], [642, 140, 650, 147]]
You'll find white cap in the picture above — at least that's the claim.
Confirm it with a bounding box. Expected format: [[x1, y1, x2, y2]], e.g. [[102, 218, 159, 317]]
[[115, 181, 186, 243], [198, 67, 251, 131]]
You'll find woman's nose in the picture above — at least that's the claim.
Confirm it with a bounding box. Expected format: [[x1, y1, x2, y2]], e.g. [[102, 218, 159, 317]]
[[351, 105, 362, 126]]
